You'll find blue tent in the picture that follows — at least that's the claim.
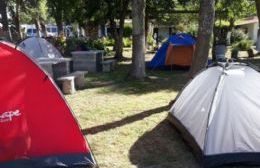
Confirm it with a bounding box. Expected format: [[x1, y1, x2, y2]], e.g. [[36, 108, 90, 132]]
[[148, 33, 196, 69]]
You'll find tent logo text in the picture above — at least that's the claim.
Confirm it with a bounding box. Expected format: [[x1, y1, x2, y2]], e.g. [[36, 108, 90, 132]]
[[0, 110, 21, 123]]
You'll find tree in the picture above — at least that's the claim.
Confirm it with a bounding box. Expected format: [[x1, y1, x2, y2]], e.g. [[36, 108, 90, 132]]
[[256, 0, 260, 51], [131, 0, 146, 80], [47, 0, 63, 34], [83, 0, 130, 61], [109, 0, 130, 61], [0, 0, 10, 40], [47, 0, 78, 35], [190, 0, 215, 77], [215, 0, 255, 29], [8, 0, 24, 39], [28, 0, 48, 37]]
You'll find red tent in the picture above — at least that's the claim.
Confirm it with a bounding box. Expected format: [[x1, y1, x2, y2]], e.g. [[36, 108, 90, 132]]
[[0, 42, 96, 167]]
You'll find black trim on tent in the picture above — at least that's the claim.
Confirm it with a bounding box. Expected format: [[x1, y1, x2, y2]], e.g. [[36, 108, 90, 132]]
[[204, 153, 260, 168], [168, 113, 260, 168], [167, 114, 204, 164], [0, 153, 96, 168]]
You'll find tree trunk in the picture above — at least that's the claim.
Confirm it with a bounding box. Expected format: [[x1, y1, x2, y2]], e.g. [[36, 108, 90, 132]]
[[14, 0, 22, 40], [229, 18, 235, 30], [56, 19, 63, 36], [0, 0, 11, 40], [131, 0, 146, 80], [145, 14, 149, 48], [113, 0, 129, 61], [34, 17, 41, 37], [54, 7, 63, 36], [255, 0, 260, 51], [189, 0, 215, 78], [109, 18, 118, 50], [40, 18, 47, 37]]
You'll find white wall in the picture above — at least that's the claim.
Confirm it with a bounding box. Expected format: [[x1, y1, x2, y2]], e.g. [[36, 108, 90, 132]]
[[240, 23, 258, 42]]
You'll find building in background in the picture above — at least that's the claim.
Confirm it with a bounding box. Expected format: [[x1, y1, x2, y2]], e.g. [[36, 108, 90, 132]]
[[236, 16, 259, 42]]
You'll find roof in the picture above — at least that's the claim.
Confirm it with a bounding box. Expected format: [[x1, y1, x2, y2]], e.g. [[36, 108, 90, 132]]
[[236, 16, 259, 26], [168, 33, 196, 46]]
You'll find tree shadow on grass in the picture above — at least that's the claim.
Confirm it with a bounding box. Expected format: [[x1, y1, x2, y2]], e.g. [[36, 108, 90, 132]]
[[129, 119, 200, 168], [129, 119, 258, 168], [85, 61, 189, 95], [82, 105, 169, 135]]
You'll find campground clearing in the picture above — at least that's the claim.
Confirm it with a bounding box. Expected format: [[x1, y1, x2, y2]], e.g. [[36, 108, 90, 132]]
[[66, 49, 260, 168]]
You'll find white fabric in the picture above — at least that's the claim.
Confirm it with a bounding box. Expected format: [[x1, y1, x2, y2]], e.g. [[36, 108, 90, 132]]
[[18, 37, 63, 60], [170, 67, 223, 149], [206, 66, 260, 155], [170, 64, 260, 156]]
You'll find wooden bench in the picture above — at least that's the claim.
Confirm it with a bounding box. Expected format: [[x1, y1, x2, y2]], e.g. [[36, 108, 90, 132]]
[[57, 71, 88, 94], [102, 60, 116, 72]]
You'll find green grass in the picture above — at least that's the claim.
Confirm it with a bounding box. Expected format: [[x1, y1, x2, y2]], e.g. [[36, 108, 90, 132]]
[[65, 50, 260, 168]]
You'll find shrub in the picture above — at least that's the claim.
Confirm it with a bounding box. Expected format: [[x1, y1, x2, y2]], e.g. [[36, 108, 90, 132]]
[[92, 39, 105, 50], [103, 37, 115, 46], [147, 34, 155, 46], [232, 39, 253, 51], [123, 37, 132, 47], [123, 26, 132, 37], [230, 29, 248, 44], [63, 37, 106, 56]]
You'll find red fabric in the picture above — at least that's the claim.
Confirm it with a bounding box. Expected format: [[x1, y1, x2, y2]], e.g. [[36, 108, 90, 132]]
[[0, 43, 90, 162]]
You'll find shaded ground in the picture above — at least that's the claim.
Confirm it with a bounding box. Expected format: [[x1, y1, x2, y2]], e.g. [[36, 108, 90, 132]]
[[65, 49, 260, 168]]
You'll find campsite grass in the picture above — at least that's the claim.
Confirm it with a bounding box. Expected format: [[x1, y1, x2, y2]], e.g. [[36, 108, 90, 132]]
[[65, 49, 260, 168]]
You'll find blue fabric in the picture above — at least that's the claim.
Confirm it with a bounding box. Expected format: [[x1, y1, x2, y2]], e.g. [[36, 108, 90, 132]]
[[148, 42, 169, 68], [168, 33, 196, 46], [0, 153, 96, 168], [148, 33, 196, 69]]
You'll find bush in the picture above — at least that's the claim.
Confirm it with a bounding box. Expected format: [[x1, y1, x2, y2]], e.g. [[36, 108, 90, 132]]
[[63, 37, 106, 56], [103, 37, 115, 46], [91, 39, 105, 50], [232, 39, 253, 51], [230, 29, 248, 44], [123, 26, 132, 37], [123, 37, 132, 47], [147, 34, 155, 46]]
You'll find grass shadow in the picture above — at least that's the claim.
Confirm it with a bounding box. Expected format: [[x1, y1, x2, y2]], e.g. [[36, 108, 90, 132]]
[[129, 119, 260, 168], [82, 105, 169, 135], [129, 119, 199, 168]]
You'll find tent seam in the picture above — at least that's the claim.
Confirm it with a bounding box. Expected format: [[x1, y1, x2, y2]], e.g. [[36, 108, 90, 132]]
[[202, 66, 225, 155]]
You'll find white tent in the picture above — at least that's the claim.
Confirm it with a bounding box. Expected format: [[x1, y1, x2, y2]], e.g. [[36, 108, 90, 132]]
[[18, 37, 63, 60], [169, 62, 260, 167], [18, 37, 71, 78]]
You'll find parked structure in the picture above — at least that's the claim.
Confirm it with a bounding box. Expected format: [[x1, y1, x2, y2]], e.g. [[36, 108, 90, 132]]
[[236, 16, 259, 42]]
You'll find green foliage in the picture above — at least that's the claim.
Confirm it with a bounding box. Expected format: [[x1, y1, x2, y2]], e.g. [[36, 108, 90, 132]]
[[147, 34, 155, 46], [123, 37, 132, 47], [53, 37, 106, 56], [123, 25, 132, 37], [186, 23, 198, 36], [19, 0, 48, 24], [216, 0, 256, 26], [103, 37, 115, 46], [232, 39, 253, 51], [230, 29, 248, 44]]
